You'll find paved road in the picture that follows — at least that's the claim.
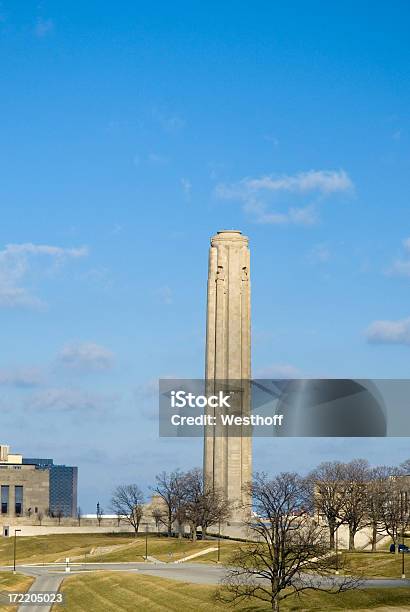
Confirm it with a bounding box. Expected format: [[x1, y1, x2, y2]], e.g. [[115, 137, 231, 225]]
[[17, 572, 64, 612], [0, 561, 410, 611]]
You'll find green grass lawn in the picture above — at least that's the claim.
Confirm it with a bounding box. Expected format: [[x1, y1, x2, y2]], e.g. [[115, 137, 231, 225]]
[[191, 540, 250, 565], [0, 571, 34, 612], [339, 550, 410, 579], [0, 533, 241, 566], [51, 572, 410, 611], [381, 535, 410, 551], [0, 533, 136, 566], [90, 536, 237, 563]]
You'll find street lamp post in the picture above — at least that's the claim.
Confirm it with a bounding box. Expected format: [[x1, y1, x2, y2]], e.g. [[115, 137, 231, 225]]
[[13, 529, 21, 574], [217, 520, 221, 563], [401, 490, 406, 580], [335, 526, 339, 575]]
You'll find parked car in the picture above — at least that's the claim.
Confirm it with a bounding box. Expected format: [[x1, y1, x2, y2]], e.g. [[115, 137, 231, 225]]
[[390, 543, 410, 553]]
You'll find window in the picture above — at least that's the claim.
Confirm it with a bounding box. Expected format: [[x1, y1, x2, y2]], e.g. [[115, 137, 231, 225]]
[[1, 486, 9, 514], [15, 486, 23, 516]]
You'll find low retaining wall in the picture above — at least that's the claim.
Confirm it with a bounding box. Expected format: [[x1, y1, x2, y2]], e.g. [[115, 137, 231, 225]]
[[1, 525, 137, 537]]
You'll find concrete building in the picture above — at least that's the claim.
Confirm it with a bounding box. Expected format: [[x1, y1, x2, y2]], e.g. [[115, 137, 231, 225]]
[[23, 458, 78, 518], [203, 230, 252, 521], [0, 444, 78, 520]]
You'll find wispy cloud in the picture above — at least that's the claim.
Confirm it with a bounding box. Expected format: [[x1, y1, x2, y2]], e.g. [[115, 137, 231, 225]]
[[0, 242, 87, 308], [181, 178, 191, 200], [26, 387, 117, 412], [156, 285, 173, 305], [365, 317, 410, 345], [147, 152, 169, 165], [215, 169, 353, 225], [34, 17, 54, 38], [57, 342, 114, 372], [308, 243, 331, 263], [387, 238, 410, 277], [152, 108, 185, 133], [0, 367, 43, 388]]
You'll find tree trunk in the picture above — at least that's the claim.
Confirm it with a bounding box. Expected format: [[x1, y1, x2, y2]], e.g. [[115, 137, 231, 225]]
[[348, 527, 355, 551], [329, 524, 335, 549], [371, 524, 377, 552]]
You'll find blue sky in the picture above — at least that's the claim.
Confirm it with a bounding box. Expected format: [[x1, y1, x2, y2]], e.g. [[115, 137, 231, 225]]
[[1, 1, 410, 511]]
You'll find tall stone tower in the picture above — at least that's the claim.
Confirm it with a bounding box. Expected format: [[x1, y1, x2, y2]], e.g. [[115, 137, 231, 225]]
[[203, 230, 252, 520]]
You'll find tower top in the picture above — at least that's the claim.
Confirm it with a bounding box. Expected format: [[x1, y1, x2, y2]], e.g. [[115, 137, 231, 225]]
[[211, 230, 248, 244]]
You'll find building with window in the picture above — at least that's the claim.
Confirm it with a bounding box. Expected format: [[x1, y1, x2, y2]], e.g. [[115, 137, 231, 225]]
[[23, 458, 78, 517], [0, 444, 78, 519]]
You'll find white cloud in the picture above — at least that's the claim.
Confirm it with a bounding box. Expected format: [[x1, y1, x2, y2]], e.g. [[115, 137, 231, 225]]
[[58, 342, 114, 372], [0, 367, 43, 388], [215, 169, 353, 226], [244, 170, 353, 194], [366, 317, 410, 345], [386, 238, 410, 277], [0, 242, 87, 308]]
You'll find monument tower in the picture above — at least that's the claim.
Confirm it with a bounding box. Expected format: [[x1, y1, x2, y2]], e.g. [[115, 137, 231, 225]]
[[203, 230, 252, 519]]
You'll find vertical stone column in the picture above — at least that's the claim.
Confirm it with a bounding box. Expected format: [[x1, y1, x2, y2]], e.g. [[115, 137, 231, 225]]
[[204, 230, 252, 521]]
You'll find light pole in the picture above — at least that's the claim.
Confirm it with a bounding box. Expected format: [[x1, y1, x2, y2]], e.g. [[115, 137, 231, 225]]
[[401, 490, 406, 579], [144, 523, 149, 561], [13, 529, 21, 574], [217, 520, 221, 563], [335, 525, 339, 575]]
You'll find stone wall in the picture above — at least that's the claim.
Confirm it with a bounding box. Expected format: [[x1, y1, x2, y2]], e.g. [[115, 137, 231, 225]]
[[0, 465, 49, 518]]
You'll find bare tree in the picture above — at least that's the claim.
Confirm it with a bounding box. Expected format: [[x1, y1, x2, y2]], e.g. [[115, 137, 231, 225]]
[[218, 472, 359, 612], [308, 461, 347, 549], [152, 507, 164, 533], [55, 508, 64, 525], [366, 466, 392, 552], [153, 470, 186, 536], [400, 458, 410, 475], [182, 468, 230, 540], [96, 502, 104, 527], [37, 511, 44, 526], [339, 459, 370, 550], [77, 506, 82, 526], [110, 484, 144, 535], [377, 469, 410, 556]]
